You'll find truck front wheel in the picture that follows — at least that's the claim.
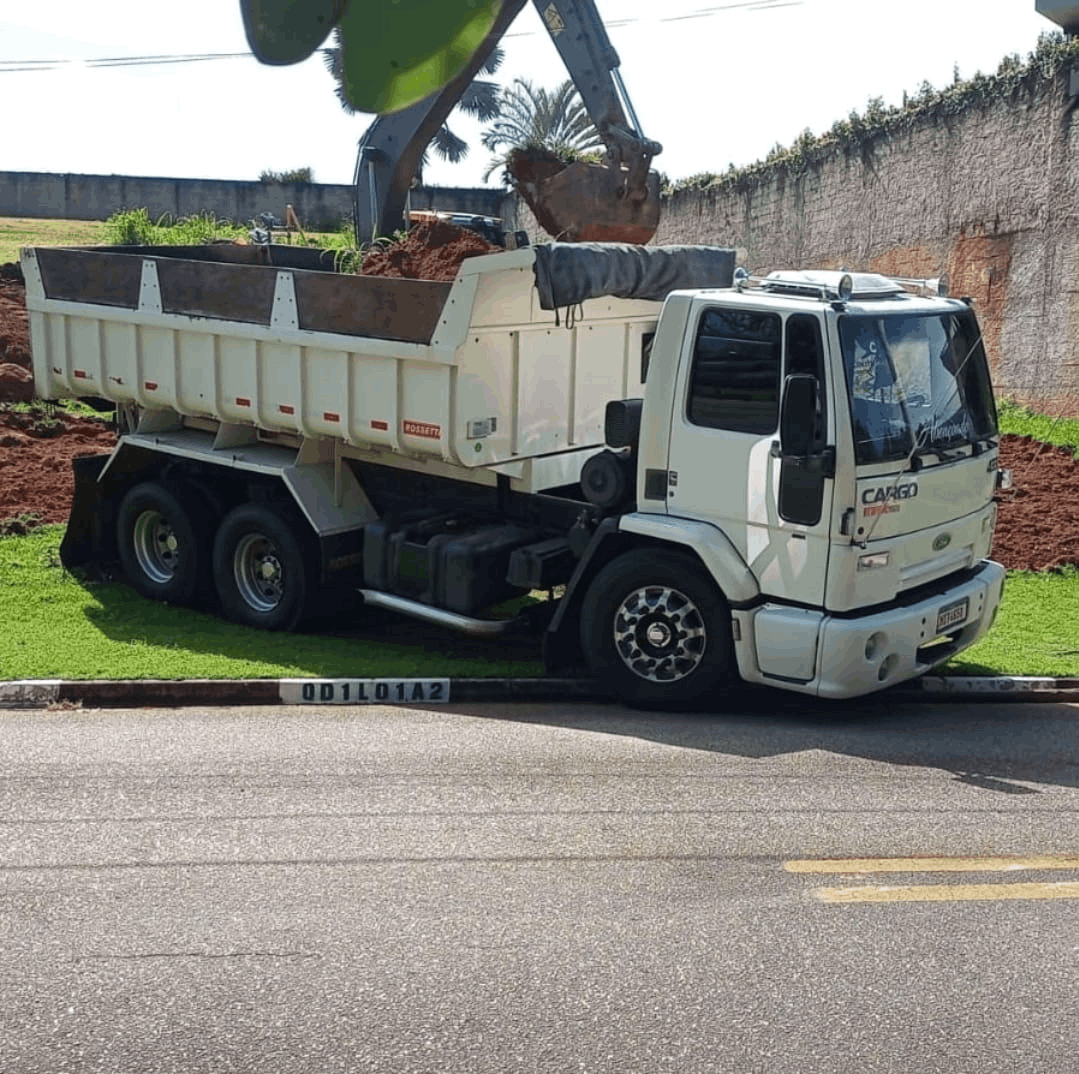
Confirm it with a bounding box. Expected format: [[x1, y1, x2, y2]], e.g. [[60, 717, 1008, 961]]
[[117, 481, 209, 605], [580, 549, 735, 710], [212, 504, 311, 631]]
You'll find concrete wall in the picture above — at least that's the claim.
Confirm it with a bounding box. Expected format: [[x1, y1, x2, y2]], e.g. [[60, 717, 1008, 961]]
[[653, 67, 1079, 415], [0, 170, 504, 231]]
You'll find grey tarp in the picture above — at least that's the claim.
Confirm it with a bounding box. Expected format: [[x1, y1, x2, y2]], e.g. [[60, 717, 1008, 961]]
[[531, 242, 736, 310]]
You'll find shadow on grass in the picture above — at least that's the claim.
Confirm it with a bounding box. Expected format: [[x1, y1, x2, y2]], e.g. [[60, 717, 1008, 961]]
[[81, 579, 544, 678]]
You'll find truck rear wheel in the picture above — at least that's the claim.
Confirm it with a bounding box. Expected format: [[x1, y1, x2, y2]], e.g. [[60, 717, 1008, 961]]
[[116, 481, 209, 605], [212, 504, 312, 631], [579, 548, 734, 710]]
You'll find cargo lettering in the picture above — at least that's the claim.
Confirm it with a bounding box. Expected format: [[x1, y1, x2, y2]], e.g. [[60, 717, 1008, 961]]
[[861, 483, 918, 506]]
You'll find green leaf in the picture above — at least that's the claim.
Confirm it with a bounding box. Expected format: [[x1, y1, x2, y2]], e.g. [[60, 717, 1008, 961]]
[[241, 0, 343, 65], [337, 0, 500, 114]]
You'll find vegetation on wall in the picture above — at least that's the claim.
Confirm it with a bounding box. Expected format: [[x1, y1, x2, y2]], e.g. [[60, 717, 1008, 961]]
[[259, 168, 314, 184], [666, 31, 1079, 197]]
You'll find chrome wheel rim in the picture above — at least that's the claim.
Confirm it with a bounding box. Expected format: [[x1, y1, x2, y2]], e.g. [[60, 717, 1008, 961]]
[[613, 584, 707, 683], [233, 533, 285, 613], [132, 509, 180, 584]]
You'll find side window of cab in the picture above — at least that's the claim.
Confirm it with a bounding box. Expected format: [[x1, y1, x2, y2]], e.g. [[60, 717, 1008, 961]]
[[687, 308, 782, 434]]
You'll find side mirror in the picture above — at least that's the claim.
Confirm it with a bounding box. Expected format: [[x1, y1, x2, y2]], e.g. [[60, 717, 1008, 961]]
[[780, 374, 820, 458]]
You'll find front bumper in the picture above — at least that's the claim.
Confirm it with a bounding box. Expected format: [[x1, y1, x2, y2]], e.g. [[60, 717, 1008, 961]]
[[737, 560, 1006, 699]]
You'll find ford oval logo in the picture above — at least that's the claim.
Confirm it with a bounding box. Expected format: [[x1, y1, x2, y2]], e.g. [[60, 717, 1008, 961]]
[[933, 532, 952, 552]]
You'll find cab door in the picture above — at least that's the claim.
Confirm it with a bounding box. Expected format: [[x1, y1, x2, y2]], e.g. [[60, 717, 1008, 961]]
[[663, 300, 835, 609]]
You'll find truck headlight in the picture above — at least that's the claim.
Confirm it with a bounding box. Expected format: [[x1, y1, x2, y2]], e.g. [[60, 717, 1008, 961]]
[[857, 552, 891, 571]]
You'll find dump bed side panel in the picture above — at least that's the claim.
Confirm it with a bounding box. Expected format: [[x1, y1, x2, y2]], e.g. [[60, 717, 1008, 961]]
[[23, 244, 662, 470]]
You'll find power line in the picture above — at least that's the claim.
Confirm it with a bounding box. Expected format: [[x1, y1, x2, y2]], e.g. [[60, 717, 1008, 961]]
[[0, 1, 803, 73], [0, 51, 258, 73]]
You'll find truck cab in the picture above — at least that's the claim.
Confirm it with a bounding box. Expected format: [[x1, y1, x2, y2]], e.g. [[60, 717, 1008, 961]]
[[613, 269, 1005, 698]]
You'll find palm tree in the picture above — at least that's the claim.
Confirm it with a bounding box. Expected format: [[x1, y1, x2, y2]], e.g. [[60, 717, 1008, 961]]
[[481, 78, 603, 180], [323, 29, 504, 169]]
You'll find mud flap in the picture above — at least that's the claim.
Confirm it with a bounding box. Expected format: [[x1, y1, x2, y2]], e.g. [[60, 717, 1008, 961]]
[[543, 517, 623, 674], [59, 453, 118, 576]]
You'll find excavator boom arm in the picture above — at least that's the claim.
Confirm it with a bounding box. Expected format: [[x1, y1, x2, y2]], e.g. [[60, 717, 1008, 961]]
[[352, 0, 662, 246]]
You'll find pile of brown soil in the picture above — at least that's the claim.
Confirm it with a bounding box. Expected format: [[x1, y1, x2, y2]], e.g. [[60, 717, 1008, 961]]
[[992, 434, 1079, 571], [2, 263, 1079, 573], [0, 272, 33, 404], [0, 266, 116, 524], [359, 218, 499, 281]]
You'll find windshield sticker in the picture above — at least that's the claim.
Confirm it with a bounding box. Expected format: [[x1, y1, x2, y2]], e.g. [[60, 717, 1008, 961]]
[[852, 338, 880, 399], [861, 482, 918, 517], [932, 417, 972, 444]]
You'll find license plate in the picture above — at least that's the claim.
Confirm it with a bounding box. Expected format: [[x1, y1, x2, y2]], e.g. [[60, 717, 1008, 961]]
[[935, 598, 969, 634]]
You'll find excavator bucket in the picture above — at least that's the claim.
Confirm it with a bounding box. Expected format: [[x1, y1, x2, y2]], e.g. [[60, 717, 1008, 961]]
[[512, 157, 662, 245]]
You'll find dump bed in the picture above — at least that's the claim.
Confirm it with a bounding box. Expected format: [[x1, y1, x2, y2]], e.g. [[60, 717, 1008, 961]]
[[22, 241, 732, 470]]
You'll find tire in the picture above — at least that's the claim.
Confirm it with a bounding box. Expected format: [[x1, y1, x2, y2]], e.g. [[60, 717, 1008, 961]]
[[212, 503, 312, 631], [579, 548, 735, 710], [116, 481, 209, 605]]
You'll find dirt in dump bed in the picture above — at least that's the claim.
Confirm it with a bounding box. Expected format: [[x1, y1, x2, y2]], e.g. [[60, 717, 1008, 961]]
[[1, 262, 1079, 570], [359, 218, 500, 282], [992, 434, 1079, 571]]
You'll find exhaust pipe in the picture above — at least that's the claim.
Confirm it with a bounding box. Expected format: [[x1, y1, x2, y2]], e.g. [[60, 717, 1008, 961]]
[[358, 589, 527, 637]]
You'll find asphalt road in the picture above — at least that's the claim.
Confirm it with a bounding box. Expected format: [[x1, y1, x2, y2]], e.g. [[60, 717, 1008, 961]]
[[3, 696, 1079, 1074]]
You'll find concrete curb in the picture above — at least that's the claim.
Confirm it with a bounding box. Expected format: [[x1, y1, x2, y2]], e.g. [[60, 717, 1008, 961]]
[[0, 675, 1078, 708], [893, 675, 1079, 703]]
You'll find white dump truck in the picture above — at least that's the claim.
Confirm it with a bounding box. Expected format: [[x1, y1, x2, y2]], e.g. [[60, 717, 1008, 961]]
[[22, 240, 1007, 707]]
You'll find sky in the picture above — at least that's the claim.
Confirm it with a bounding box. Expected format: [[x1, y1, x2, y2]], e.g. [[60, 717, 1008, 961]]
[[0, 1, 1060, 193]]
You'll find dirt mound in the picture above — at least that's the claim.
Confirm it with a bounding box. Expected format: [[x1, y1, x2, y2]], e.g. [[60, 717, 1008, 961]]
[[0, 275, 116, 524], [360, 218, 499, 281], [0, 362, 33, 403], [0, 409, 115, 524], [1, 275, 34, 407], [993, 434, 1079, 571]]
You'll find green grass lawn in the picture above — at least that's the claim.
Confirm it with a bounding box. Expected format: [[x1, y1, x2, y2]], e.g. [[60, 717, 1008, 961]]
[[0, 528, 543, 681], [947, 397, 1079, 675], [0, 218, 109, 264], [1, 527, 1075, 683], [1, 213, 349, 267], [943, 568, 1079, 677]]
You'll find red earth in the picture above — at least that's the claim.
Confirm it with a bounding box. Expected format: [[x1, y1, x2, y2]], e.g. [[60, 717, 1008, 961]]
[[0, 265, 117, 531], [1, 258, 1077, 569], [359, 218, 499, 281]]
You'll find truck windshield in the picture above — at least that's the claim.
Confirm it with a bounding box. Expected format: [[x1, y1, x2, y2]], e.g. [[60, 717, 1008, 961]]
[[839, 309, 997, 465]]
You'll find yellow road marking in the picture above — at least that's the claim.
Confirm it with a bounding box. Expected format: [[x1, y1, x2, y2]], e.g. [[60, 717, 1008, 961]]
[[816, 881, 1079, 904], [784, 855, 1079, 875]]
